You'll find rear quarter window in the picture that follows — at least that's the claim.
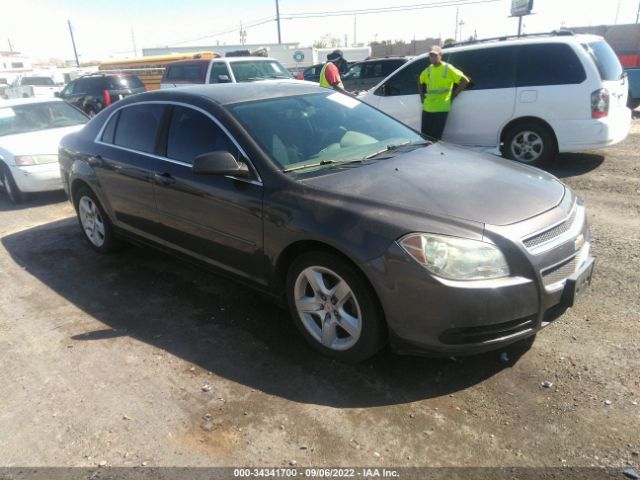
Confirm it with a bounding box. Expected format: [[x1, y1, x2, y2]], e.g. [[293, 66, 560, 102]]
[[164, 63, 206, 83], [516, 43, 586, 87], [584, 41, 624, 81]]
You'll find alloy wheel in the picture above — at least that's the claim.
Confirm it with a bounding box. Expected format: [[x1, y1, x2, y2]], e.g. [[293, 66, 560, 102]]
[[293, 266, 362, 351], [78, 196, 106, 247], [510, 130, 544, 164]]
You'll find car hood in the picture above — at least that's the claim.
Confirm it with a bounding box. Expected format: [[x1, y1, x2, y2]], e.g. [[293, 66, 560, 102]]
[[300, 142, 565, 226], [0, 125, 85, 156]]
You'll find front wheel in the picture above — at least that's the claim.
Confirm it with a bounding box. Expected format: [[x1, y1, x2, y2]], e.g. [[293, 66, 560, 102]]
[[286, 251, 387, 362], [501, 123, 556, 167], [2, 165, 26, 204], [74, 186, 119, 253]]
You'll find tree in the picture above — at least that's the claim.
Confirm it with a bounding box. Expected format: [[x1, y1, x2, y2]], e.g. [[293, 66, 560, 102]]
[[313, 34, 342, 49]]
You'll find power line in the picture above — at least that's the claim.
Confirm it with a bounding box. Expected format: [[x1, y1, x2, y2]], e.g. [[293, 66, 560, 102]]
[[282, 0, 502, 19]]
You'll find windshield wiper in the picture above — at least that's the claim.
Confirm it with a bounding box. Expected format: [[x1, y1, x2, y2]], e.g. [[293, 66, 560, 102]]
[[283, 158, 366, 173], [364, 140, 432, 159]]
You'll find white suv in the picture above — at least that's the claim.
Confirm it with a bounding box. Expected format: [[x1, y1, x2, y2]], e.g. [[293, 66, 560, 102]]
[[359, 32, 631, 165]]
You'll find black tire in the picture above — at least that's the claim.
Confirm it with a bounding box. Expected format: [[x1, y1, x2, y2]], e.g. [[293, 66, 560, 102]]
[[501, 122, 556, 167], [2, 164, 26, 204], [74, 186, 119, 253], [286, 251, 387, 363]]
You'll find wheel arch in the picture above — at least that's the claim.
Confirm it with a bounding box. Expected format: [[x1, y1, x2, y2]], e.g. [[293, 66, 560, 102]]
[[500, 116, 559, 153], [274, 240, 387, 322]]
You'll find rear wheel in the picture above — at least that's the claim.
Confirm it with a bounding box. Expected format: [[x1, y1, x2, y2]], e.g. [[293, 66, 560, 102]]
[[1, 164, 26, 204], [74, 186, 119, 253], [501, 122, 556, 167], [286, 251, 387, 362]]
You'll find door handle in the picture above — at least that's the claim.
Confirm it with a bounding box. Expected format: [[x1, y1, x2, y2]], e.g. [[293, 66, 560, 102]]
[[154, 172, 176, 186], [87, 155, 103, 167]]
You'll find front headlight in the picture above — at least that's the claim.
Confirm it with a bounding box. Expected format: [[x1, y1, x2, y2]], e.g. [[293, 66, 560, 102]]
[[398, 233, 510, 281], [14, 155, 58, 166]]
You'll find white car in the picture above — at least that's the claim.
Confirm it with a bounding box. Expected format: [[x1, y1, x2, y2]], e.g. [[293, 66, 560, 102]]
[[359, 32, 631, 165], [0, 98, 88, 203]]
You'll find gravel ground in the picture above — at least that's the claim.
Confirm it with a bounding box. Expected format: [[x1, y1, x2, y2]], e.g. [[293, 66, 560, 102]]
[[0, 119, 638, 477]]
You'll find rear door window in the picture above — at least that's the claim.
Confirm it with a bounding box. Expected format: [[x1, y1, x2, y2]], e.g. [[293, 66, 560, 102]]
[[584, 41, 624, 81], [165, 106, 234, 164], [113, 103, 165, 153], [516, 43, 586, 87], [448, 46, 516, 90], [379, 57, 429, 96]]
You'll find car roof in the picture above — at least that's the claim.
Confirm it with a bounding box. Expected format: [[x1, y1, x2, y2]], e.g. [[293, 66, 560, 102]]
[[438, 32, 604, 56], [0, 98, 64, 107], [133, 81, 327, 106]]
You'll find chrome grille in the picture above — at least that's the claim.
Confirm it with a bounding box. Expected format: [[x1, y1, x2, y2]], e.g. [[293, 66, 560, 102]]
[[524, 207, 578, 249], [542, 256, 578, 288]]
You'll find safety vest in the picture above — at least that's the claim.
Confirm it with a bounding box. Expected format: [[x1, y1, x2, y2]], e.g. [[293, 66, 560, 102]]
[[420, 62, 461, 113], [319, 63, 332, 88]]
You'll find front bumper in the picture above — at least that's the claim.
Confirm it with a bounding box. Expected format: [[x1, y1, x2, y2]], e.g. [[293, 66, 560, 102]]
[[363, 196, 594, 356], [9, 163, 63, 193]]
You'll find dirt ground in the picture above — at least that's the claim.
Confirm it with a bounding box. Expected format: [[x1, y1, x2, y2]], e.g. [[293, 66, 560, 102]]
[[0, 118, 638, 477]]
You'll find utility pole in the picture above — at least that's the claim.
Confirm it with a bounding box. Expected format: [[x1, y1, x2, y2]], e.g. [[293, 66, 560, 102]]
[[240, 22, 247, 45], [517, 16, 523, 37], [67, 20, 80, 67], [615, 0, 621, 24], [454, 7, 459, 41], [354, 16, 357, 46], [275, 0, 282, 44], [7, 38, 13, 52], [131, 28, 138, 57], [636, 0, 640, 23]]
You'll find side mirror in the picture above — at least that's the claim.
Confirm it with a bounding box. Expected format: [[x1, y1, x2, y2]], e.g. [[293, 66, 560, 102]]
[[192, 151, 250, 178], [217, 75, 231, 83]]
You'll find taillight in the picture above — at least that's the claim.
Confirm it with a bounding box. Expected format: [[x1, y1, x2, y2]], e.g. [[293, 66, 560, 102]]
[[103, 90, 112, 106], [591, 88, 609, 119]]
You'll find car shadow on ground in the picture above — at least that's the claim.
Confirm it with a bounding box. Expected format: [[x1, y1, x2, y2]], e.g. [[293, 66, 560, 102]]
[[2, 219, 533, 408], [0, 190, 68, 212], [545, 152, 605, 179]]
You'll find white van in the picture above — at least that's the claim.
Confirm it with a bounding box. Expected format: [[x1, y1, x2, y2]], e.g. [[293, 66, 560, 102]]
[[359, 32, 631, 165]]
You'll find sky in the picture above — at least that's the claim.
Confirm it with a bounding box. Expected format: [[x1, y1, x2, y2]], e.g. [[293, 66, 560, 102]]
[[0, 0, 638, 62]]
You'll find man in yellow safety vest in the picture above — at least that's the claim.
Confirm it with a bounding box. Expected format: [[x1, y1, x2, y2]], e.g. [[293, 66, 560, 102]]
[[319, 49, 350, 94], [418, 45, 470, 140]]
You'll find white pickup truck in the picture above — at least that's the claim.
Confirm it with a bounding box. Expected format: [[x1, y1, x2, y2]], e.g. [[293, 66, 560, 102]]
[[4, 76, 62, 99]]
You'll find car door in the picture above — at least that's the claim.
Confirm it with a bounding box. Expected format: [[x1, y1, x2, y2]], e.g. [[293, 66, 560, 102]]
[[443, 46, 517, 147], [152, 104, 264, 281], [368, 57, 428, 130], [93, 103, 167, 235], [60, 78, 85, 109]]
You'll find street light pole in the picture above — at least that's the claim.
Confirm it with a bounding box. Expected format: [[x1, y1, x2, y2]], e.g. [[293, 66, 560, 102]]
[[67, 20, 80, 67], [275, 0, 282, 44]]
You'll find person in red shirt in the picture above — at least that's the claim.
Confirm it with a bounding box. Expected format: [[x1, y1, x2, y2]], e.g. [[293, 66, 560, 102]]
[[319, 50, 350, 94]]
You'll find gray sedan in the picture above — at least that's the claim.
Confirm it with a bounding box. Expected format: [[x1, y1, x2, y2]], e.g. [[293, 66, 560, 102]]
[[58, 82, 594, 362]]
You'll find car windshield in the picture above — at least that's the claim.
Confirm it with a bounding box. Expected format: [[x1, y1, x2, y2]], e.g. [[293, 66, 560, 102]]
[[0, 102, 88, 137], [227, 92, 424, 171], [230, 60, 292, 81]]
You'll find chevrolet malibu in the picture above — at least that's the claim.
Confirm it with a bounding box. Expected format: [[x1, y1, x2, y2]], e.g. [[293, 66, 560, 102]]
[[58, 83, 595, 362]]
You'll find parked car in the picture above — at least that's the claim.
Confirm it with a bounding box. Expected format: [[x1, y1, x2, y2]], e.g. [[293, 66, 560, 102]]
[[59, 83, 594, 362], [359, 32, 631, 165], [0, 98, 88, 203], [58, 73, 146, 117], [160, 57, 291, 88], [342, 57, 410, 92], [4, 75, 62, 99]]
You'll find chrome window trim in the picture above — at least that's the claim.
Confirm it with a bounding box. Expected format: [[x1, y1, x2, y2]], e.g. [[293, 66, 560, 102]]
[[93, 100, 263, 185], [521, 201, 585, 255]]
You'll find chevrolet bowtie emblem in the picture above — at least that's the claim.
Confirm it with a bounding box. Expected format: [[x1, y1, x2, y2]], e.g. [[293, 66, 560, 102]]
[[574, 234, 585, 251]]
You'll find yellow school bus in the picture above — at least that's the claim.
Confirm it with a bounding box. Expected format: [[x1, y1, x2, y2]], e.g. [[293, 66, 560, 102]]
[[99, 51, 219, 90]]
